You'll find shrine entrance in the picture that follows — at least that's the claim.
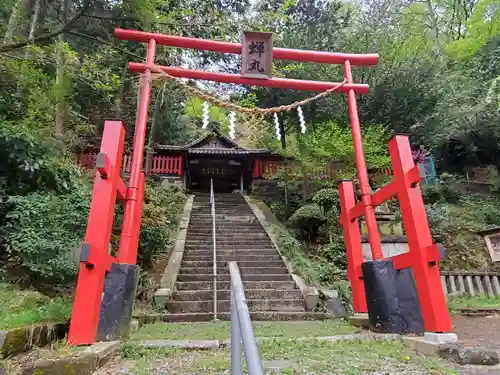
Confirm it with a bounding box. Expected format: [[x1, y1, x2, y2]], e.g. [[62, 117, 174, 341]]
[[188, 158, 243, 192], [68, 25, 453, 347]]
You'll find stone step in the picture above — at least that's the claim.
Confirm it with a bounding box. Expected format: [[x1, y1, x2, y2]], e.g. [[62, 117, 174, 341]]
[[181, 260, 285, 268], [187, 233, 269, 239], [186, 237, 271, 242], [187, 233, 267, 238], [176, 274, 292, 282], [175, 280, 297, 291], [188, 223, 263, 227], [182, 254, 282, 262], [185, 242, 273, 247], [173, 289, 302, 301], [188, 229, 264, 234], [184, 245, 276, 250], [188, 228, 266, 233], [183, 250, 279, 257], [189, 221, 259, 225], [179, 266, 288, 275], [166, 299, 304, 313], [140, 311, 329, 323]]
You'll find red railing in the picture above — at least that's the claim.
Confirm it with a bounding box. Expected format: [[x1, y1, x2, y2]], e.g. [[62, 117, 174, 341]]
[[252, 160, 281, 179], [77, 153, 183, 175], [251, 159, 394, 181]]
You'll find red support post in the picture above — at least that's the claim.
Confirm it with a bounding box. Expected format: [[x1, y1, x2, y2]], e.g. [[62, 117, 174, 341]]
[[118, 39, 156, 265], [388, 135, 452, 332], [177, 156, 183, 176], [343, 60, 383, 261], [68, 120, 125, 345], [338, 180, 367, 313]]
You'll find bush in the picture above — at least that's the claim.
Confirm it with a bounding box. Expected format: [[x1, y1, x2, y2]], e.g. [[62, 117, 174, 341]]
[[3, 186, 91, 286], [138, 182, 186, 268], [2, 177, 187, 286], [312, 188, 339, 213], [273, 225, 321, 285], [313, 242, 347, 285], [289, 203, 326, 241], [318, 205, 342, 243], [0, 121, 83, 195]]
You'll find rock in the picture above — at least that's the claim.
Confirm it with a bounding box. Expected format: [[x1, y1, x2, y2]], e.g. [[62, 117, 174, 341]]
[[325, 297, 348, 318], [439, 343, 499, 366], [21, 354, 99, 375], [320, 289, 347, 318], [321, 289, 339, 299]]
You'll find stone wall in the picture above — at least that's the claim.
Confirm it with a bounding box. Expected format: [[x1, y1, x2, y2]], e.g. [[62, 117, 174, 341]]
[[251, 179, 281, 202]]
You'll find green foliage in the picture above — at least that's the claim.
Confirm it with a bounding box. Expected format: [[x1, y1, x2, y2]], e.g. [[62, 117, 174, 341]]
[[138, 182, 186, 269], [421, 174, 461, 204], [312, 188, 340, 214], [0, 283, 72, 329], [272, 224, 321, 285], [0, 121, 84, 195], [289, 203, 326, 241], [3, 187, 90, 285], [426, 194, 500, 271]]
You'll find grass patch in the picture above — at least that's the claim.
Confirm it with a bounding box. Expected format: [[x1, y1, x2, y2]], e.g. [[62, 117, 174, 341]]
[[130, 320, 358, 341], [0, 283, 72, 330], [120, 338, 458, 375], [447, 295, 500, 311]]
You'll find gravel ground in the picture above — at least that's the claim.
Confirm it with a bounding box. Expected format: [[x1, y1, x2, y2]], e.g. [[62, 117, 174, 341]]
[[451, 315, 500, 375], [93, 338, 456, 375], [92, 315, 500, 375]]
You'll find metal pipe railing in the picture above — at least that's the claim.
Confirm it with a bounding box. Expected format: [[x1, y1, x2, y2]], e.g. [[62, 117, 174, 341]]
[[229, 262, 264, 375], [210, 178, 217, 320]]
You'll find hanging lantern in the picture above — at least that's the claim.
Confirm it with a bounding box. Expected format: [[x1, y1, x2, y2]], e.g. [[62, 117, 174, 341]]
[[274, 113, 281, 141]]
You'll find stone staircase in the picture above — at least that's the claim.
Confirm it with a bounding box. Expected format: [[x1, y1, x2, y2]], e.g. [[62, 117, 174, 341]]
[[165, 192, 325, 321]]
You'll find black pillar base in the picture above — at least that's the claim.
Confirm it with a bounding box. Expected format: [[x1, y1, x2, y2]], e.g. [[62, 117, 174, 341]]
[[97, 263, 137, 341], [362, 259, 424, 335]]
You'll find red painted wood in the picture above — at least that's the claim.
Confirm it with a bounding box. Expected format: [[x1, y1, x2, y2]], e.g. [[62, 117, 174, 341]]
[[78, 153, 184, 176], [129, 63, 369, 94], [118, 39, 156, 265], [344, 60, 383, 260], [116, 28, 379, 66], [388, 135, 452, 333], [338, 180, 367, 313], [68, 120, 126, 345]]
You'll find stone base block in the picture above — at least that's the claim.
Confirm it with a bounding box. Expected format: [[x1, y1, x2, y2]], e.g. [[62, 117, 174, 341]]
[[97, 263, 137, 341], [424, 332, 458, 344]]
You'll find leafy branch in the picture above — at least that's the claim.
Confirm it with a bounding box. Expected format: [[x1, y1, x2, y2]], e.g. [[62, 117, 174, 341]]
[[0, 0, 92, 53]]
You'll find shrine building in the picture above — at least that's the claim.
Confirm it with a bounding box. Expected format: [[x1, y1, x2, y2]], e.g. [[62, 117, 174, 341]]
[[153, 124, 283, 192]]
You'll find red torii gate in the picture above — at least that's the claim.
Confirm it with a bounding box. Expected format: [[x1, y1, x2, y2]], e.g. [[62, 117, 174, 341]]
[[68, 28, 450, 345]]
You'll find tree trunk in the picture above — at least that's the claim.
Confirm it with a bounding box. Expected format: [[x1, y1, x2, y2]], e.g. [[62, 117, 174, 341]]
[[55, 0, 71, 138], [27, 0, 40, 41], [4, 0, 24, 44], [24, 0, 40, 58], [145, 84, 166, 174], [114, 61, 129, 119], [425, 0, 445, 60]]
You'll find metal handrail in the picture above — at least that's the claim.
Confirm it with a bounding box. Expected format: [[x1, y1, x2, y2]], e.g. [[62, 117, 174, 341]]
[[210, 178, 217, 320], [229, 262, 264, 375]]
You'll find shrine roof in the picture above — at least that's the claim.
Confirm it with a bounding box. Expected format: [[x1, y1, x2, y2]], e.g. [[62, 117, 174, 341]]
[[154, 123, 281, 157]]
